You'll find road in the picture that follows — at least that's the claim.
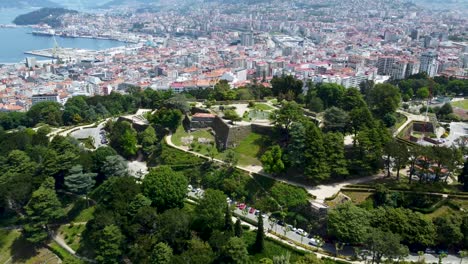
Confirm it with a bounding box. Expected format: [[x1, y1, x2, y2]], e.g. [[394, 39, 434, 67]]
[[187, 189, 465, 264]]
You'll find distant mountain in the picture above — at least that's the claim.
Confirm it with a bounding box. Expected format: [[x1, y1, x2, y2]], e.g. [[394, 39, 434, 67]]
[[99, 0, 156, 8], [0, 0, 60, 8], [13, 7, 78, 27], [51, 0, 112, 10]]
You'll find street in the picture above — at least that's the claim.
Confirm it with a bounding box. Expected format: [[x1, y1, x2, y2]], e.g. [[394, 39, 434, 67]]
[[187, 188, 465, 264]]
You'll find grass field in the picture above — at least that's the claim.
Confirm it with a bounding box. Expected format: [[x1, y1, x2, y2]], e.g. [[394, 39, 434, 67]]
[[253, 103, 274, 111], [58, 224, 86, 251], [341, 191, 373, 204], [224, 132, 271, 166], [451, 99, 468, 110], [0, 230, 61, 264], [0, 229, 21, 263], [172, 125, 215, 147]]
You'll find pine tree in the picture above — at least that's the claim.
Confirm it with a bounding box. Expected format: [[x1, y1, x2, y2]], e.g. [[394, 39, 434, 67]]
[[254, 212, 265, 252], [234, 218, 243, 237], [459, 160, 468, 191], [224, 204, 234, 234], [23, 177, 64, 243], [65, 165, 96, 206]]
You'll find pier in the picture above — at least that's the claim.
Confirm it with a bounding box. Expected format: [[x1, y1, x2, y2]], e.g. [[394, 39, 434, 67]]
[[24, 48, 98, 60]]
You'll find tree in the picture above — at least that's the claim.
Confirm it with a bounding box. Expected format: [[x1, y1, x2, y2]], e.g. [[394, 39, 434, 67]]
[[372, 207, 436, 247], [95, 225, 124, 264], [234, 218, 243, 237], [323, 132, 348, 178], [364, 228, 409, 264], [109, 121, 138, 158], [27, 101, 63, 126], [416, 87, 430, 99], [323, 107, 349, 133], [149, 108, 183, 133], [180, 238, 215, 264], [314, 83, 346, 109], [139, 126, 158, 156], [438, 103, 453, 117], [327, 202, 371, 244], [433, 214, 463, 248], [194, 189, 227, 236], [459, 160, 468, 191], [270, 101, 304, 138], [223, 149, 239, 169], [64, 165, 96, 205], [306, 96, 324, 113], [224, 204, 234, 234], [366, 83, 401, 119], [295, 254, 323, 264], [101, 155, 128, 179], [221, 237, 249, 264], [254, 212, 265, 252], [341, 88, 367, 111], [23, 177, 64, 243], [223, 109, 242, 122], [142, 166, 188, 212], [156, 208, 191, 252], [302, 120, 330, 181], [271, 75, 303, 99], [273, 253, 291, 264], [261, 145, 285, 175], [151, 242, 173, 264], [0, 150, 37, 214], [211, 80, 237, 101]]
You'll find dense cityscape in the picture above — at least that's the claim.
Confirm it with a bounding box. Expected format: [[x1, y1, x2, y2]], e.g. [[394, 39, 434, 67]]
[[0, 0, 466, 111], [0, 0, 467, 263]]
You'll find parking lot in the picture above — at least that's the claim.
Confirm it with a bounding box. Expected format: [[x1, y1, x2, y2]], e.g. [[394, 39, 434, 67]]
[[69, 123, 108, 149]]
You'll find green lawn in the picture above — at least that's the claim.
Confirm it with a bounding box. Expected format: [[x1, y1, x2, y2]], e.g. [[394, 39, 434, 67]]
[[242, 231, 305, 262], [58, 224, 87, 251], [0, 229, 21, 263], [221, 132, 271, 166], [0, 230, 61, 264], [451, 99, 468, 110], [253, 103, 274, 111], [65, 198, 95, 223], [172, 125, 215, 148]]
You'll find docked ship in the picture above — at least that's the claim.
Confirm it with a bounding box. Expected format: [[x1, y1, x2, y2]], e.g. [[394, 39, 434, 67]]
[[32, 29, 56, 36]]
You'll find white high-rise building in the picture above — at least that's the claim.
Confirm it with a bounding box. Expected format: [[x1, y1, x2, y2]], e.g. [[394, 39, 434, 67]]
[[419, 51, 439, 77], [240, 32, 254, 46]]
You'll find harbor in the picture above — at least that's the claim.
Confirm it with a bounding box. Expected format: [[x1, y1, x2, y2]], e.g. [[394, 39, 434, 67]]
[[24, 47, 98, 61]]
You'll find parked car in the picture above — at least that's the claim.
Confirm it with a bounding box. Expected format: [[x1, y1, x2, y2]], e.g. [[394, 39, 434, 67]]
[[425, 248, 436, 254], [296, 228, 304, 235], [187, 185, 193, 191], [249, 207, 256, 214], [309, 238, 320, 246]]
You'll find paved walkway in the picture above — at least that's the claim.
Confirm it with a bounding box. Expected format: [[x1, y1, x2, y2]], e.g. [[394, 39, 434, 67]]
[[166, 134, 381, 205]]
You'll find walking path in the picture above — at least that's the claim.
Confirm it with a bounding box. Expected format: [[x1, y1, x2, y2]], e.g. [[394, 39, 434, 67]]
[[166, 134, 381, 205]]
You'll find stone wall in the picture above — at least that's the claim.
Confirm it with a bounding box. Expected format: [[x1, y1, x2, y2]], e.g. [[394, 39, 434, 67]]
[[412, 121, 435, 133], [251, 123, 275, 135], [226, 125, 252, 148], [211, 116, 231, 149]]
